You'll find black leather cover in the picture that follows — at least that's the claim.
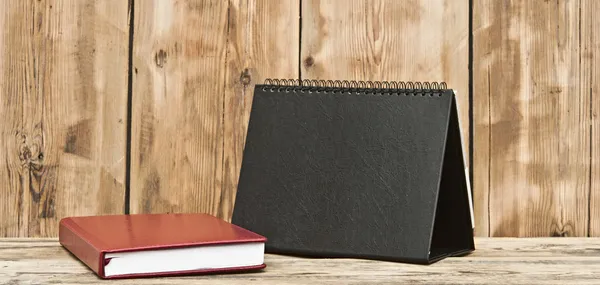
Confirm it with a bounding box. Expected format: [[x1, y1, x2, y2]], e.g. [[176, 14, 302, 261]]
[[232, 85, 475, 264]]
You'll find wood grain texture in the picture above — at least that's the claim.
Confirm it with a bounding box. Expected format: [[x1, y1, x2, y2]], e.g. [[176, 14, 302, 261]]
[[0, 0, 128, 237], [585, 0, 600, 237], [3, 238, 600, 284], [131, 0, 228, 215], [473, 0, 590, 237], [221, 0, 299, 221], [301, 0, 470, 165]]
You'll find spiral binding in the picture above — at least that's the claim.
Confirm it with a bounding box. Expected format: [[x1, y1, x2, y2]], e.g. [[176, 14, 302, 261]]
[[260, 79, 447, 96]]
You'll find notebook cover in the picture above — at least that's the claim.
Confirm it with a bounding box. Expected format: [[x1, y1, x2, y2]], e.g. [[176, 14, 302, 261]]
[[59, 213, 266, 279], [232, 83, 470, 264]]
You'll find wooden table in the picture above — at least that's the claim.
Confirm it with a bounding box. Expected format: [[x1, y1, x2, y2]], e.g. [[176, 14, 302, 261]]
[[2, 238, 599, 284]]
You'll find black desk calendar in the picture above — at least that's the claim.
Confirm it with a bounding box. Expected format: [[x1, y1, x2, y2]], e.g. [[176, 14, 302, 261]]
[[232, 79, 475, 264]]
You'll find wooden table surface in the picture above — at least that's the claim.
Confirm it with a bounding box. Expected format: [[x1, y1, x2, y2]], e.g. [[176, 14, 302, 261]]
[[1, 238, 600, 284]]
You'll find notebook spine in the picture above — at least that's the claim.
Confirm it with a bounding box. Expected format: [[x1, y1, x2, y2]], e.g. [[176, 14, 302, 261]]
[[260, 79, 448, 96]]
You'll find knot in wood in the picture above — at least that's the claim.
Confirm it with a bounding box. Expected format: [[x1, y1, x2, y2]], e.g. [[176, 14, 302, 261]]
[[17, 132, 44, 170], [19, 145, 32, 162], [304, 56, 315, 68], [240, 68, 252, 86], [155, 49, 168, 68]]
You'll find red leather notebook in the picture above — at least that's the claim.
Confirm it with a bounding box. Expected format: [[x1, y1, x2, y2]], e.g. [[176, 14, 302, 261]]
[[59, 213, 266, 279]]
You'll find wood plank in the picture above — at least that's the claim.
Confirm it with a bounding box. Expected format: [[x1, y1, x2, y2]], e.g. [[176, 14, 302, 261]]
[[3, 237, 599, 257], [2, 238, 600, 284], [220, 0, 299, 221], [585, 0, 600, 237], [471, 0, 491, 237], [473, 0, 590, 237], [301, 0, 469, 163], [0, 0, 128, 237], [130, 0, 228, 215]]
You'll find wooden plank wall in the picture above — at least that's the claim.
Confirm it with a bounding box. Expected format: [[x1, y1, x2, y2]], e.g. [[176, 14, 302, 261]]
[[587, 0, 600, 237], [130, 0, 299, 220], [130, 0, 229, 217], [0, 0, 129, 237], [473, 0, 598, 237], [0, 0, 598, 237]]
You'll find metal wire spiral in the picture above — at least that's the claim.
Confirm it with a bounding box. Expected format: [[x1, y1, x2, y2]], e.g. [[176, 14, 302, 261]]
[[261, 79, 448, 96]]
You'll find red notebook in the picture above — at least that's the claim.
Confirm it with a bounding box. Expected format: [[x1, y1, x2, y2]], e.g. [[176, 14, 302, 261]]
[[59, 213, 266, 279]]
